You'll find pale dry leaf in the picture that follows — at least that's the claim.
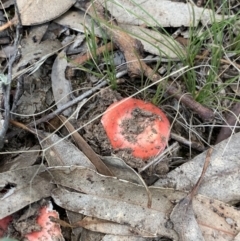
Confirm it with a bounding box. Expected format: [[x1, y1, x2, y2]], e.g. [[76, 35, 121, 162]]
[[96, 0, 230, 27], [54, 10, 106, 38], [40, 132, 96, 169], [170, 195, 204, 241], [47, 166, 240, 240], [45, 166, 172, 210], [55, 9, 185, 58], [0, 0, 14, 9], [16, 0, 77, 25], [80, 229, 104, 241], [51, 187, 178, 239], [154, 131, 240, 204], [234, 233, 240, 241], [101, 156, 145, 184], [51, 51, 73, 116], [229, 83, 240, 96], [0, 145, 40, 172], [13, 26, 62, 78], [102, 235, 149, 241], [14, 82, 51, 118], [78, 216, 153, 237], [0, 165, 55, 219], [193, 195, 240, 241], [119, 24, 186, 58]]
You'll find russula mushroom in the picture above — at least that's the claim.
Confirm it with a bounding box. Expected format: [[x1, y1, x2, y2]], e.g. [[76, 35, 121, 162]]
[[25, 202, 63, 241], [0, 216, 12, 238], [101, 98, 170, 159]]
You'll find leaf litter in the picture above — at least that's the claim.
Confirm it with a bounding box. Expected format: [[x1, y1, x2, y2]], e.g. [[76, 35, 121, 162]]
[[0, 0, 240, 240]]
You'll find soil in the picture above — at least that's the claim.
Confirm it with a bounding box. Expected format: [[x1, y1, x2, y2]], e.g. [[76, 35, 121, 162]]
[[120, 108, 159, 144]]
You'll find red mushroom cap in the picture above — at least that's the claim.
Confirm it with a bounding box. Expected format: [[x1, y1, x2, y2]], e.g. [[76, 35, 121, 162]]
[[101, 98, 170, 160], [25, 202, 63, 241], [0, 216, 12, 238]]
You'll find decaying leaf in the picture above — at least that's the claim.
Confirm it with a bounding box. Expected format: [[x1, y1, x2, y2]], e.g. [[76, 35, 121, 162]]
[[101, 156, 145, 184], [40, 132, 96, 169], [17, 0, 77, 25], [55, 9, 185, 58], [119, 24, 185, 58], [95, 0, 230, 27], [51, 51, 73, 117], [13, 26, 62, 79], [76, 216, 153, 237], [54, 10, 106, 38], [52, 187, 178, 239], [0, 145, 40, 172], [154, 131, 240, 204], [102, 235, 148, 241], [46, 166, 240, 240], [171, 195, 204, 241], [0, 165, 55, 219]]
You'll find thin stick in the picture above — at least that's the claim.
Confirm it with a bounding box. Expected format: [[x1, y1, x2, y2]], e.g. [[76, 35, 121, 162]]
[[0, 3, 21, 149], [28, 80, 108, 127]]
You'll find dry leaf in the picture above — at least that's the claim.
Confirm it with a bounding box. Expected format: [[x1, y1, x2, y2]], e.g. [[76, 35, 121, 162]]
[[47, 166, 240, 240], [101, 156, 145, 184], [51, 51, 73, 116], [13, 26, 62, 79], [55, 9, 185, 58], [44, 166, 172, 211], [0, 165, 55, 219], [77, 216, 152, 237], [0, 145, 40, 172], [170, 195, 204, 241], [40, 132, 96, 169], [17, 0, 77, 25], [119, 24, 185, 58], [54, 10, 106, 38], [102, 235, 148, 241], [52, 187, 178, 239], [154, 131, 240, 204], [96, 0, 230, 27]]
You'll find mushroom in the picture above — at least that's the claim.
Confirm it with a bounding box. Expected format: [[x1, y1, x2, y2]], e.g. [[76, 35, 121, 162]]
[[0, 216, 12, 238], [101, 98, 170, 160], [25, 202, 63, 241]]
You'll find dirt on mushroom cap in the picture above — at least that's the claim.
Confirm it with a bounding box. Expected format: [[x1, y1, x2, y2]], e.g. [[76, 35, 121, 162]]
[[101, 98, 170, 160]]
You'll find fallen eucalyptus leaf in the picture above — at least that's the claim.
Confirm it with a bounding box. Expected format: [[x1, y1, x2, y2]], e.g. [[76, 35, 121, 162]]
[[96, 0, 230, 27], [171, 195, 204, 241], [52, 187, 178, 239], [77, 216, 152, 237], [154, 132, 240, 204], [51, 51, 73, 116], [40, 132, 95, 169], [13, 26, 62, 79], [101, 156, 145, 184], [0, 165, 55, 219], [47, 166, 240, 240], [0, 145, 40, 172], [17, 0, 77, 25], [55, 9, 185, 58], [119, 24, 185, 58]]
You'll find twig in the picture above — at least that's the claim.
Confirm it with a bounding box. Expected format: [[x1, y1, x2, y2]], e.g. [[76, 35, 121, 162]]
[[11, 76, 24, 113], [0, 2, 21, 149], [215, 102, 240, 144], [59, 115, 114, 177], [69, 42, 115, 66], [170, 132, 205, 152], [28, 80, 108, 127], [189, 147, 213, 198]]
